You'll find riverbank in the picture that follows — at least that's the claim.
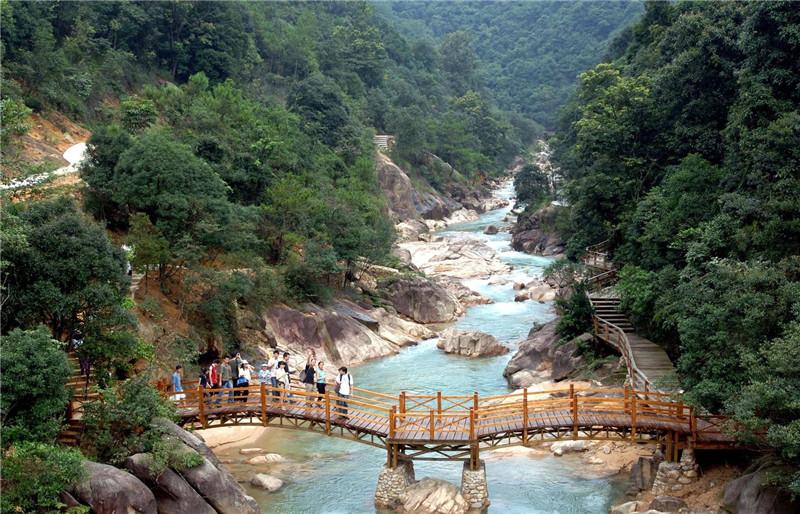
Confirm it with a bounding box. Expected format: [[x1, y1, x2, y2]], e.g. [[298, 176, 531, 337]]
[[199, 178, 647, 514]]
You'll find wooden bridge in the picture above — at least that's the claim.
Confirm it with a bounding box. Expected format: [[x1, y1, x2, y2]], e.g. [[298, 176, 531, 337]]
[[169, 381, 735, 470], [583, 241, 676, 392]]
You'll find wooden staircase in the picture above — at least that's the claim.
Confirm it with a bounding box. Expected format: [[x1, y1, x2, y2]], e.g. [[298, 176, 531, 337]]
[[590, 298, 635, 333], [58, 351, 99, 446], [583, 242, 677, 392]]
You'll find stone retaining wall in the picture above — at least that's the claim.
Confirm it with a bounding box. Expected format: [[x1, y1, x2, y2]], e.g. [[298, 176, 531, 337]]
[[460, 461, 489, 510], [375, 461, 415, 508]]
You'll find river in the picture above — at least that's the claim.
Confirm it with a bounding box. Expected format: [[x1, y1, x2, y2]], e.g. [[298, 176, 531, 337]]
[[215, 181, 626, 513]]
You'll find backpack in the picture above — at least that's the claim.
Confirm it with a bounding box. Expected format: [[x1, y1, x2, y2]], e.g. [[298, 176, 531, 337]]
[[298, 369, 307, 382]]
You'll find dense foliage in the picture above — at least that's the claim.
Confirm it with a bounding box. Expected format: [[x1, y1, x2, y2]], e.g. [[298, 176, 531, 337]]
[[381, 1, 642, 129], [0, 327, 72, 446], [553, 2, 800, 491], [81, 376, 186, 467], [1, 442, 87, 514]]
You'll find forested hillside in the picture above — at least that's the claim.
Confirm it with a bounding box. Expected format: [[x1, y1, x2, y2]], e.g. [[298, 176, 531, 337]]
[[380, 0, 643, 128], [544, 2, 800, 492]]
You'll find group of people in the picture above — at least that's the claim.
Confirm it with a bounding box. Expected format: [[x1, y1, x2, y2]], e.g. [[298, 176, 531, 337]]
[[172, 349, 353, 417]]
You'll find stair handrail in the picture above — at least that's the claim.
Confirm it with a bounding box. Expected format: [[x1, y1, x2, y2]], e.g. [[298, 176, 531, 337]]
[[588, 296, 652, 392]]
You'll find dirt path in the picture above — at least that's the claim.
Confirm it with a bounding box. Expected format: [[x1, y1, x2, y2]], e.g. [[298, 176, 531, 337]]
[[1, 141, 88, 191]]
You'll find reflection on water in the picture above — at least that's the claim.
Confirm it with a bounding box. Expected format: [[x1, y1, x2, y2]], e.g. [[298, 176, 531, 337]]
[[224, 181, 626, 513]]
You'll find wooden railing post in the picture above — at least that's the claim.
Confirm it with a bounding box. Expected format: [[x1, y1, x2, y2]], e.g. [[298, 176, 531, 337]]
[[624, 385, 630, 413], [400, 391, 406, 414], [690, 406, 697, 444], [197, 386, 207, 428], [469, 407, 476, 440], [630, 392, 637, 441], [437, 391, 442, 417], [389, 406, 396, 439], [325, 391, 331, 435], [260, 383, 267, 426], [429, 409, 435, 440], [522, 388, 529, 445], [570, 383, 578, 439], [473, 391, 479, 411]]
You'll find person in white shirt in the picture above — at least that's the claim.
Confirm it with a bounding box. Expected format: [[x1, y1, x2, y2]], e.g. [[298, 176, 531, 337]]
[[335, 366, 353, 418], [268, 350, 280, 396], [238, 360, 252, 403]]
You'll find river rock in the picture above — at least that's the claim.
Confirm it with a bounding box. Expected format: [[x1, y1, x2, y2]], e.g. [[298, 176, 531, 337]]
[[504, 320, 588, 387], [483, 225, 499, 235], [377, 153, 420, 222], [722, 468, 799, 514], [398, 478, 469, 514], [125, 453, 215, 514], [399, 238, 510, 278], [72, 461, 157, 514], [550, 440, 588, 456], [649, 496, 687, 512], [413, 190, 461, 220], [445, 208, 480, 225], [511, 203, 565, 256], [258, 301, 423, 368], [437, 329, 508, 357], [396, 220, 430, 242], [611, 501, 640, 514], [392, 246, 414, 265], [434, 276, 492, 307], [247, 453, 285, 465], [179, 447, 259, 514], [239, 448, 264, 455], [250, 473, 284, 492], [381, 276, 461, 323]]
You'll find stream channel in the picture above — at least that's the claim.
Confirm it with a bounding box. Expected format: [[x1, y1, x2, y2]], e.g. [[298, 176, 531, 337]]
[[215, 181, 626, 513]]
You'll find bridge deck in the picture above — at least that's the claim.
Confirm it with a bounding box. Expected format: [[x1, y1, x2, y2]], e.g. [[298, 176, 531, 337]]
[[172, 384, 735, 453]]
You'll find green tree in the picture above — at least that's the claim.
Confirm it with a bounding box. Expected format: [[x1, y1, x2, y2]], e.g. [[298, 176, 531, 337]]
[[0, 327, 72, 446], [1, 198, 129, 338]]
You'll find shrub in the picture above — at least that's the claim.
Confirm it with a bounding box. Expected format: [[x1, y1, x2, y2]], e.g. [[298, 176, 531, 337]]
[[81, 376, 176, 466], [0, 327, 71, 446], [555, 281, 593, 340], [0, 442, 86, 514]]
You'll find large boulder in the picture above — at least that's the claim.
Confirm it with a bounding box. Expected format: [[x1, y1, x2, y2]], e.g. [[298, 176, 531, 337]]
[[262, 302, 420, 368], [723, 469, 799, 514], [511, 203, 565, 256], [381, 276, 461, 324], [412, 190, 461, 220], [125, 453, 215, 514], [483, 225, 499, 235], [503, 320, 587, 387], [550, 440, 588, 456], [377, 154, 420, 222], [178, 447, 259, 514], [72, 461, 157, 514], [398, 238, 509, 278], [437, 329, 508, 357], [398, 478, 469, 514], [396, 220, 430, 242]]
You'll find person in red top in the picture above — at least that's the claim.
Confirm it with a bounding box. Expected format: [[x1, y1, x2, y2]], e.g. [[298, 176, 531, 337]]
[[209, 360, 220, 405]]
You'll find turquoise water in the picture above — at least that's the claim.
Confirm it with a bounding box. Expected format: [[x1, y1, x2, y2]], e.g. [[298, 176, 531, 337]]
[[224, 182, 625, 513]]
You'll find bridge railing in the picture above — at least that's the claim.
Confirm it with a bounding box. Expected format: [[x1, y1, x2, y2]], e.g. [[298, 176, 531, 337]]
[[583, 239, 613, 270], [164, 382, 735, 447]]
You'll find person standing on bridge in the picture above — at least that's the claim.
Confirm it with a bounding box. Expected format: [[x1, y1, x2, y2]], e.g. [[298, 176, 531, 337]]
[[335, 367, 352, 418], [316, 361, 327, 400], [171, 365, 185, 406], [238, 360, 252, 403], [220, 357, 233, 403], [209, 360, 220, 405], [269, 350, 280, 396], [231, 352, 243, 400], [275, 361, 291, 408], [302, 357, 316, 406]]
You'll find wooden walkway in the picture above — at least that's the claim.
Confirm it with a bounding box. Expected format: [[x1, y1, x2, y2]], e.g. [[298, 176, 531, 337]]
[[583, 241, 676, 391], [168, 382, 737, 467]]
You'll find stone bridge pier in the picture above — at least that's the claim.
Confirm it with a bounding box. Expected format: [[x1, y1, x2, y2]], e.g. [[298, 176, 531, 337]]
[[374, 460, 490, 511]]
